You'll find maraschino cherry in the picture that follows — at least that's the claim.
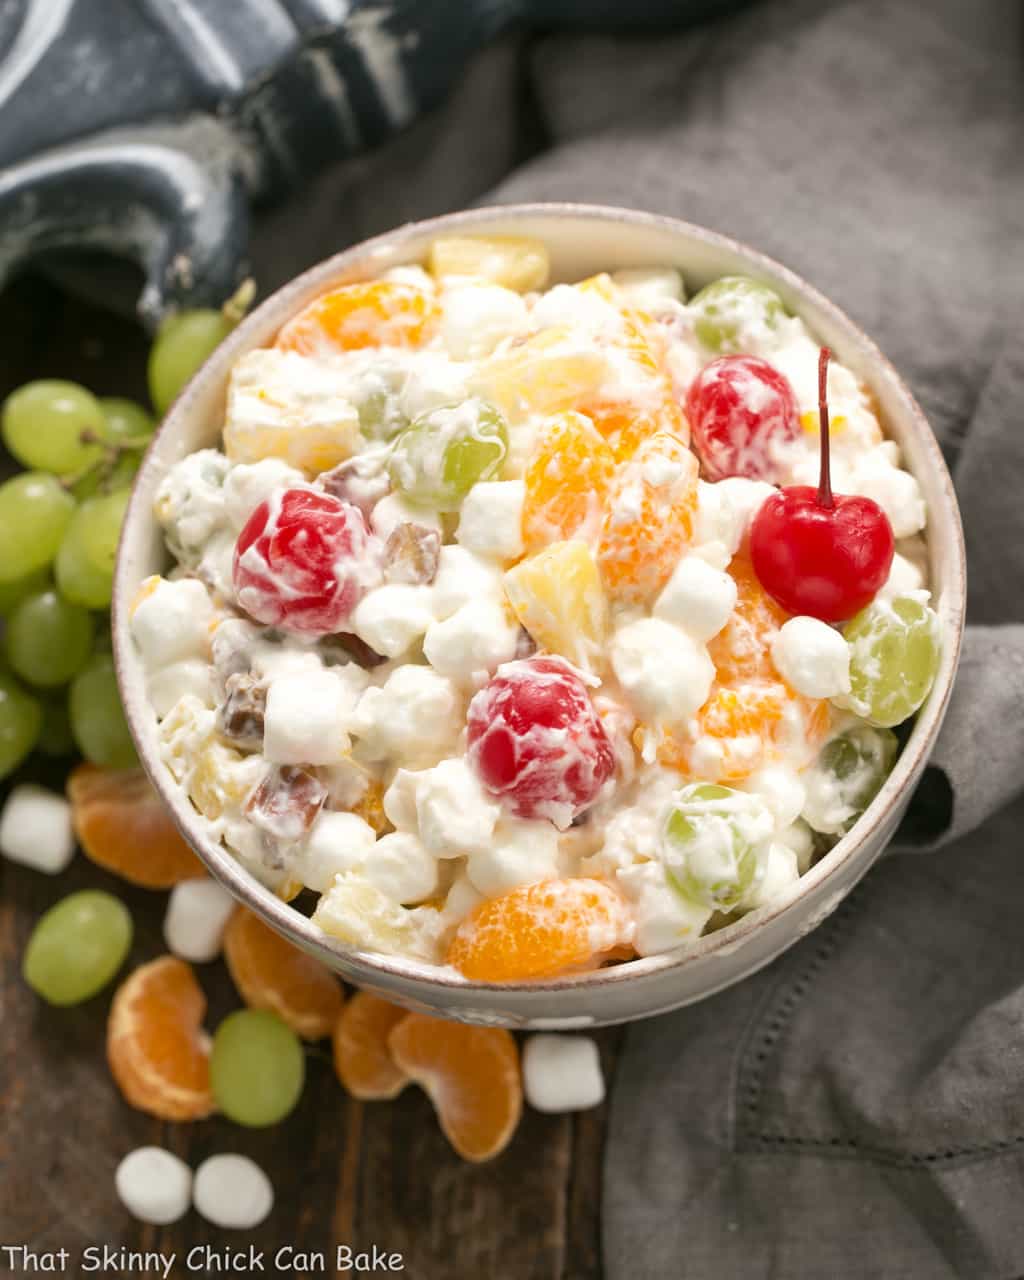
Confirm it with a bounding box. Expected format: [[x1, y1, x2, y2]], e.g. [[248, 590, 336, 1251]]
[[749, 347, 893, 622]]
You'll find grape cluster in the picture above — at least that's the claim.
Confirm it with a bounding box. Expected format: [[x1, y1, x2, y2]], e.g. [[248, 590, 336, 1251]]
[[0, 296, 245, 782]]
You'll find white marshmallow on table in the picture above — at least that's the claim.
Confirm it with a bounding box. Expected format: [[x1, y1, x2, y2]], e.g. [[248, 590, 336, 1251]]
[[466, 817, 562, 897], [414, 758, 500, 857], [263, 668, 357, 765], [223, 458, 305, 531], [431, 545, 505, 619], [610, 617, 715, 728], [693, 477, 776, 556], [352, 664, 463, 767], [115, 1147, 193, 1225], [654, 554, 737, 642], [193, 1154, 273, 1229], [370, 491, 443, 541], [0, 785, 75, 875], [742, 841, 801, 910], [423, 598, 520, 687], [456, 480, 526, 562], [147, 658, 214, 718], [366, 830, 439, 904], [441, 283, 531, 358], [299, 811, 378, 893], [163, 878, 237, 963], [522, 1034, 605, 1113], [131, 576, 214, 668], [770, 616, 851, 699], [351, 583, 436, 659]]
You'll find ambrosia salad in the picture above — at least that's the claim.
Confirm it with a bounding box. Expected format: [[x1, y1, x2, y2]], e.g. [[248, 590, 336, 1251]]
[[131, 236, 941, 981]]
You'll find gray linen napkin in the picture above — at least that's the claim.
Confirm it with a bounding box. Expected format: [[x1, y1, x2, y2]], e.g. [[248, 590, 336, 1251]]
[[246, 1, 1024, 1272], [479, 1, 1024, 1274]]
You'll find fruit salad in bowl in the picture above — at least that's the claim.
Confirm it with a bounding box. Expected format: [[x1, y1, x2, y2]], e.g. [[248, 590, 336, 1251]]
[[114, 206, 964, 1026]]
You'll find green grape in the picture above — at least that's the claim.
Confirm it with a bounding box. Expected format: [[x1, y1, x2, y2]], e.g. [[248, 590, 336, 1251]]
[[210, 1009, 305, 1127], [0, 472, 75, 582], [5, 589, 94, 688], [148, 310, 232, 415], [69, 653, 136, 768], [78, 487, 132, 575], [0, 566, 49, 615], [37, 698, 75, 757], [388, 399, 508, 511], [55, 510, 114, 609], [354, 364, 410, 441], [72, 451, 141, 502], [0, 670, 42, 779], [99, 397, 155, 444], [689, 276, 788, 354], [662, 782, 774, 911], [843, 595, 941, 728], [22, 890, 133, 1006], [2, 380, 106, 474], [802, 726, 899, 836]]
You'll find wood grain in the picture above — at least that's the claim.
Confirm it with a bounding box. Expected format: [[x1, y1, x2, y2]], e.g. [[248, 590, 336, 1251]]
[[0, 274, 623, 1279]]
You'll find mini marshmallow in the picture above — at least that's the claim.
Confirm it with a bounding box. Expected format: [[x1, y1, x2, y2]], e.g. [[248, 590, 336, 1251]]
[[351, 583, 436, 659], [193, 1154, 273, 1229], [466, 817, 562, 897], [611, 267, 685, 307], [415, 758, 500, 857], [163, 878, 237, 963], [0, 784, 75, 875], [616, 861, 711, 955], [400, 355, 472, 422], [694, 477, 776, 555], [880, 551, 925, 600], [771, 616, 851, 699], [777, 819, 817, 874], [263, 669, 355, 765], [370, 491, 443, 541], [131, 577, 214, 668], [611, 617, 714, 727], [522, 1034, 605, 1113], [431, 545, 505, 619], [366, 830, 439, 903], [532, 282, 620, 335], [115, 1147, 193, 1225], [743, 841, 801, 910], [850, 444, 927, 538], [352, 664, 463, 767], [298, 811, 378, 893], [147, 658, 214, 718], [654, 555, 737, 642], [423, 598, 520, 687], [441, 284, 531, 359], [456, 480, 526, 562], [223, 458, 305, 531], [443, 869, 486, 923], [742, 766, 807, 831]]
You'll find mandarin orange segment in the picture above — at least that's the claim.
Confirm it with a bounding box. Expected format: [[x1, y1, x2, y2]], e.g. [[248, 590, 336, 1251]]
[[68, 763, 205, 890], [387, 1014, 522, 1162], [350, 778, 393, 836], [332, 990, 409, 1100], [223, 908, 343, 1040], [107, 956, 214, 1121], [446, 878, 631, 982], [521, 410, 615, 551], [708, 558, 790, 684], [275, 280, 438, 355], [597, 432, 698, 602]]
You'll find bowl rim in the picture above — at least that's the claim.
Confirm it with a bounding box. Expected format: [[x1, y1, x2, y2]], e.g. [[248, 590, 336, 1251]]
[[113, 200, 967, 996]]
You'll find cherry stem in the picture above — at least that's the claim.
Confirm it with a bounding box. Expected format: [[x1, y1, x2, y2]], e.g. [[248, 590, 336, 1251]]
[[817, 345, 834, 510]]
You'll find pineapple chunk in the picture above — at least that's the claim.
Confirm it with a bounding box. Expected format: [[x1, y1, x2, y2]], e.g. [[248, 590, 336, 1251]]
[[313, 872, 442, 961], [504, 540, 607, 672], [223, 348, 360, 474], [474, 327, 607, 423], [428, 235, 550, 292]]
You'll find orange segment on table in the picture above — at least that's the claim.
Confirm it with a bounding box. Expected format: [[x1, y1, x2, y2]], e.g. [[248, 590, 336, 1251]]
[[68, 763, 205, 889], [388, 1014, 522, 1162], [107, 956, 214, 1121], [274, 280, 438, 354], [447, 878, 631, 982], [223, 907, 343, 1041], [332, 990, 410, 1101]]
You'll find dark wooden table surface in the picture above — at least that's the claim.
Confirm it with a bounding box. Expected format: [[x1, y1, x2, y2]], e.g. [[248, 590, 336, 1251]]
[[0, 274, 623, 1280]]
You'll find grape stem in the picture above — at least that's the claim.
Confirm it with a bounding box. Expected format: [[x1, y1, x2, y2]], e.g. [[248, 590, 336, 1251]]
[[222, 278, 256, 328], [817, 345, 834, 510], [61, 432, 151, 494]]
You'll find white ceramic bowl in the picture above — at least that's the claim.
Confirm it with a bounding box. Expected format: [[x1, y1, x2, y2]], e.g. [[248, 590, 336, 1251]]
[[113, 204, 966, 1028]]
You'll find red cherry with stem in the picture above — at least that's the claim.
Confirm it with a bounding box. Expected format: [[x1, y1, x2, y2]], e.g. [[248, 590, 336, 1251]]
[[749, 347, 894, 622]]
